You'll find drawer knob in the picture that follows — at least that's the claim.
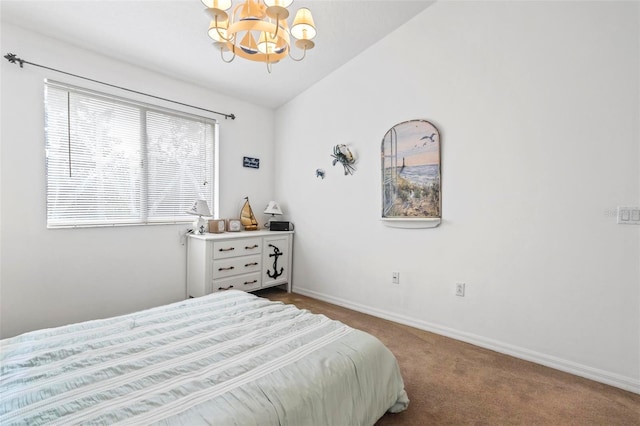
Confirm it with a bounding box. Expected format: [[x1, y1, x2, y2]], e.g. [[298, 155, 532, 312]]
[[244, 280, 258, 285], [218, 285, 234, 291], [244, 262, 259, 267], [219, 247, 235, 252], [245, 244, 259, 249], [218, 266, 235, 271]]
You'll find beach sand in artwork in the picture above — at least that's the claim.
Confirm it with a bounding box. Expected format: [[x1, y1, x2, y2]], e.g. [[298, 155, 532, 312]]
[[387, 175, 440, 217]]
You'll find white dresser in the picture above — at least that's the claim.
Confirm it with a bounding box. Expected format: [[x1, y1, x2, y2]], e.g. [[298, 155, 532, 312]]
[[186, 230, 293, 297]]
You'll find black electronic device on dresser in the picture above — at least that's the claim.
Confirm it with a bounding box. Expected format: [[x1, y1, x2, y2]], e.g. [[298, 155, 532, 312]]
[[269, 221, 294, 231]]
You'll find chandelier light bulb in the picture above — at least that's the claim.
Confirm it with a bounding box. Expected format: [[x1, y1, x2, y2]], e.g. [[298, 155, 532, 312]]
[[263, 0, 293, 8], [201, 0, 232, 10]]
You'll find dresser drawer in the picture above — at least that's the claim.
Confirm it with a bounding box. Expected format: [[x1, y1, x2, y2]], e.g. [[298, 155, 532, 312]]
[[212, 255, 261, 279], [213, 272, 262, 292], [212, 238, 262, 260]]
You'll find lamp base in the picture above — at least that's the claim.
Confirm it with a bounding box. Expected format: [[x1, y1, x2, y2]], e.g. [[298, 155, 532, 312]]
[[264, 215, 279, 229], [194, 216, 208, 234]]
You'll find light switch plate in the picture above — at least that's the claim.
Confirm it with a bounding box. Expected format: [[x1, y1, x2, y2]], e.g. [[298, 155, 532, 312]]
[[617, 207, 640, 225]]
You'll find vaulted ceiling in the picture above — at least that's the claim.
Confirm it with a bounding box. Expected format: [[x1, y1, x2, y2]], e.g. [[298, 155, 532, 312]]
[[1, 1, 434, 108]]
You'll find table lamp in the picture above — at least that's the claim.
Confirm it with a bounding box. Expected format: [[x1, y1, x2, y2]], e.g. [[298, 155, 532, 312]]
[[187, 199, 211, 234], [263, 201, 283, 228]]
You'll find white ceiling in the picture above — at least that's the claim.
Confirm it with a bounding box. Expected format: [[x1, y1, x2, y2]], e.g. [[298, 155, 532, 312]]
[[1, 0, 434, 109]]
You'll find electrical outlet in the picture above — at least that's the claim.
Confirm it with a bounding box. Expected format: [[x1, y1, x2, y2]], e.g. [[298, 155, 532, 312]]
[[455, 282, 465, 297], [392, 272, 400, 285]]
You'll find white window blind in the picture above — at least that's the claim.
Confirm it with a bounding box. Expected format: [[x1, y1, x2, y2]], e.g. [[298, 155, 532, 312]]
[[45, 81, 217, 227]]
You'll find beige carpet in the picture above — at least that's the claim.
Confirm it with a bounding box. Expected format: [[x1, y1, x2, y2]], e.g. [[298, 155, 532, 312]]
[[255, 288, 640, 425]]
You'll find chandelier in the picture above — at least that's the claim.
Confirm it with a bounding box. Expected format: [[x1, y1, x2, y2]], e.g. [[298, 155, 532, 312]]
[[202, 0, 317, 71]]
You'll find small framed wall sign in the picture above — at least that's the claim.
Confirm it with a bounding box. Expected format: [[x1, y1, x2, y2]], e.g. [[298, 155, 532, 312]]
[[209, 219, 226, 233], [243, 157, 260, 169]]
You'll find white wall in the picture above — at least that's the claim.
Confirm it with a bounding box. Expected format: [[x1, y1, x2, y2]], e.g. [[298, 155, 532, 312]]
[[275, 1, 640, 392], [0, 23, 276, 338]]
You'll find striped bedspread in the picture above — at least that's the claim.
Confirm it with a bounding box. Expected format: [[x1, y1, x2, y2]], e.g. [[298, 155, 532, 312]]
[[1, 290, 408, 425]]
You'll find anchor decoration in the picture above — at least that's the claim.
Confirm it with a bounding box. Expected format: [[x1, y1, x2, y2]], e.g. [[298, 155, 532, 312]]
[[266, 244, 284, 280]]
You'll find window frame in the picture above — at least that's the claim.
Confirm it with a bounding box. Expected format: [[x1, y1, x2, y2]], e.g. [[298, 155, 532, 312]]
[[44, 79, 219, 229]]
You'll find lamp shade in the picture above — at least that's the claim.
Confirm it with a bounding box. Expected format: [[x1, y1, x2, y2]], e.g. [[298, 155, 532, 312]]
[[208, 18, 229, 42], [264, 0, 293, 8], [291, 8, 316, 41], [187, 199, 212, 217], [201, 0, 231, 10], [258, 31, 278, 54], [264, 201, 283, 216]]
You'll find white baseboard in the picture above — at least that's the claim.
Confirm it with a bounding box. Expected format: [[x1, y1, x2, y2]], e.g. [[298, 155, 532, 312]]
[[294, 287, 640, 395]]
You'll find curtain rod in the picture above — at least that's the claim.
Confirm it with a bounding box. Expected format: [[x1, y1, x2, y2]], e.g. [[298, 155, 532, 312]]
[[3, 53, 236, 120]]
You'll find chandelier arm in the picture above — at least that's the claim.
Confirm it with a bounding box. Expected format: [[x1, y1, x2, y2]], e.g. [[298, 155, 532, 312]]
[[288, 45, 307, 62], [272, 15, 281, 38], [266, 55, 272, 74], [215, 27, 233, 42], [220, 45, 236, 63]]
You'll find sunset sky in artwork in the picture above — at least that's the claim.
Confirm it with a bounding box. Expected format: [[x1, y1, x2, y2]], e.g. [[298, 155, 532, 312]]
[[393, 121, 440, 166]]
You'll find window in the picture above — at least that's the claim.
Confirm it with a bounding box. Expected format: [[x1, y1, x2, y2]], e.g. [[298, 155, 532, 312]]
[[44, 81, 217, 227]]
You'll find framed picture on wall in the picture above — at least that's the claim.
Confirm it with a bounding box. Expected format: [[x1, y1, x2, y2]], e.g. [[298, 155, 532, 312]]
[[381, 119, 441, 228]]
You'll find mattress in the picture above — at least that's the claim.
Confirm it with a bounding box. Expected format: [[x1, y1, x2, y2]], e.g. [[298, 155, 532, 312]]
[[1, 290, 408, 425]]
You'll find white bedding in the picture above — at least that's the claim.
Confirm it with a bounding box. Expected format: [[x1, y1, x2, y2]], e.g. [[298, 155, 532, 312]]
[[1, 290, 408, 425]]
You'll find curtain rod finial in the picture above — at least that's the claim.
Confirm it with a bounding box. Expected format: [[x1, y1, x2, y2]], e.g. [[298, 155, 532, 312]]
[[4, 53, 24, 68]]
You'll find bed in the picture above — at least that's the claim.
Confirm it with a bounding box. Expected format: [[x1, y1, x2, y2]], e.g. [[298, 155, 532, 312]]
[[1, 290, 408, 425]]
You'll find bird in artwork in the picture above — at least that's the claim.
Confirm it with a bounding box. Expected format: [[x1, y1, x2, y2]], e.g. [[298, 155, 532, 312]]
[[420, 133, 436, 143]]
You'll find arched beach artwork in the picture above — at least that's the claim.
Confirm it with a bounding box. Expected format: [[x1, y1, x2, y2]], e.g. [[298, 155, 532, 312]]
[[381, 120, 441, 218]]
